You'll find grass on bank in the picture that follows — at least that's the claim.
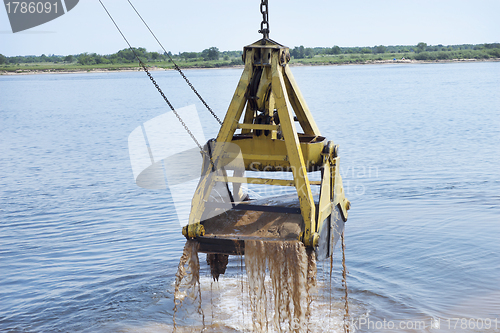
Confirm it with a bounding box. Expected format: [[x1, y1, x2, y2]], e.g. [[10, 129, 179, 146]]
[[1, 46, 499, 74], [296, 47, 499, 65], [0, 58, 244, 73]]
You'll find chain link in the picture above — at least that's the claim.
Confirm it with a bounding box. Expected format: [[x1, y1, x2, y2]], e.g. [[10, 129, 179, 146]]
[[126, 0, 222, 126], [258, 0, 270, 38], [172, 64, 222, 125], [99, 0, 214, 167], [141, 62, 217, 170], [139, 61, 204, 151]]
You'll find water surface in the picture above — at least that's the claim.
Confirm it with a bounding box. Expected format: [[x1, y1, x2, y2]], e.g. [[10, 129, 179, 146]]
[[1, 62, 499, 332]]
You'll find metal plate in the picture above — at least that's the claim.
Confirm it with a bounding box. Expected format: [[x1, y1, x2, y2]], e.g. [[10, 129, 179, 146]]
[[316, 204, 345, 261]]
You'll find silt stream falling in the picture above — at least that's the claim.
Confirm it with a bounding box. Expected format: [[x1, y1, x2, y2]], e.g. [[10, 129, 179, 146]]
[[172, 238, 349, 332]]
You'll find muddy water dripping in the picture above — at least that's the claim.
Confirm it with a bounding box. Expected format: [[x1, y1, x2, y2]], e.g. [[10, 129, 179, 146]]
[[305, 247, 317, 328], [172, 239, 320, 332], [173, 240, 204, 330], [245, 240, 268, 331], [245, 240, 317, 333]]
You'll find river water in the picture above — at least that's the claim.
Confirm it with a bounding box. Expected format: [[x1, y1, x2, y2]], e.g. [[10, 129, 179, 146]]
[[1, 62, 499, 332]]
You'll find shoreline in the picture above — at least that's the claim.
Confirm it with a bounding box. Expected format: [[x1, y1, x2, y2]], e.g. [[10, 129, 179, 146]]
[[1, 58, 498, 76]]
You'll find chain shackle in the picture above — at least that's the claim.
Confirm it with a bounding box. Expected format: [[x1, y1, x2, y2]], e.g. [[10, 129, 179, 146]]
[[258, 0, 269, 39]]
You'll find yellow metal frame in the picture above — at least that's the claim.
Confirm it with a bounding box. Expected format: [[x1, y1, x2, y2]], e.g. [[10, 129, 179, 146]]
[[184, 39, 350, 247]]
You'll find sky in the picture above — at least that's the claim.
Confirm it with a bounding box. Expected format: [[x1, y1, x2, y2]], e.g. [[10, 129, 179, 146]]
[[1, 0, 499, 57]]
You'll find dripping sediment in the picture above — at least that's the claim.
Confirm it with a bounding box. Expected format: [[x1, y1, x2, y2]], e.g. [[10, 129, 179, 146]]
[[244, 239, 317, 332], [207, 253, 229, 281], [173, 240, 204, 330], [341, 231, 350, 333], [172, 238, 351, 332], [305, 247, 317, 332]]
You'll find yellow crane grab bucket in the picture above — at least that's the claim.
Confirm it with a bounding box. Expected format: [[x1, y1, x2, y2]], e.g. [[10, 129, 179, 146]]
[[182, 38, 350, 263]]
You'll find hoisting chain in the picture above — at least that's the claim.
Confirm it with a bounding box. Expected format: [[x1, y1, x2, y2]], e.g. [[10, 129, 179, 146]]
[[98, 0, 206, 154], [172, 63, 222, 125], [126, 0, 222, 126], [258, 0, 270, 39], [139, 61, 203, 151], [138, 56, 219, 168]]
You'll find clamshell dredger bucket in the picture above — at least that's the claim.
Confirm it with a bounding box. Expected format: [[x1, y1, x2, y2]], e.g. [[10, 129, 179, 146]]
[[182, 38, 350, 266]]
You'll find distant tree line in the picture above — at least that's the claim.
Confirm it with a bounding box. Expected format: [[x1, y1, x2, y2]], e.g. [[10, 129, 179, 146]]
[[290, 42, 500, 59], [180, 48, 243, 62], [1, 43, 499, 66], [0, 46, 238, 65]]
